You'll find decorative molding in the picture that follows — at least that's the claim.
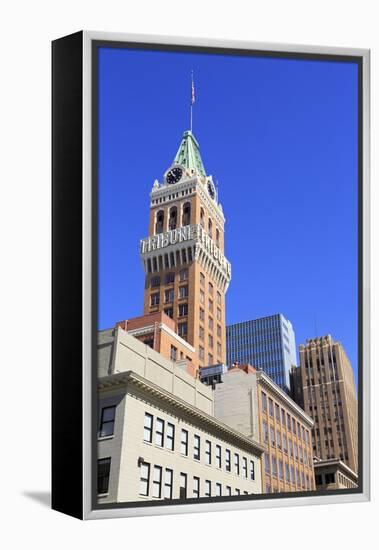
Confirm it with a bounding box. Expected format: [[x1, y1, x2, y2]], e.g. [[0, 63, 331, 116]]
[[98, 370, 265, 456], [257, 371, 314, 427], [140, 223, 232, 291]]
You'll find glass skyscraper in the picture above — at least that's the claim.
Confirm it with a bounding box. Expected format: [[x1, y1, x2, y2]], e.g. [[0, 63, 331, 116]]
[[226, 314, 297, 391]]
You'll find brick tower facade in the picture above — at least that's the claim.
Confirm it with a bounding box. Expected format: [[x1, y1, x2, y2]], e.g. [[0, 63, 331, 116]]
[[140, 130, 231, 373]]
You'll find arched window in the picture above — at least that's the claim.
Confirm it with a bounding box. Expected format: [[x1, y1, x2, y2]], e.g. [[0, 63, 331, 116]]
[[200, 207, 205, 228], [208, 218, 212, 238], [169, 206, 177, 230], [155, 210, 164, 234], [182, 202, 191, 226]]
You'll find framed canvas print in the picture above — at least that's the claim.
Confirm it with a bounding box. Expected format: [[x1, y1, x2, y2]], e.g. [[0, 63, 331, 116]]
[[52, 31, 370, 520]]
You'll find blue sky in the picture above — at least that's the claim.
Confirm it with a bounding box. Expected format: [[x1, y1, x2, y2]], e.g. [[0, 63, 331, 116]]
[[98, 46, 358, 382]]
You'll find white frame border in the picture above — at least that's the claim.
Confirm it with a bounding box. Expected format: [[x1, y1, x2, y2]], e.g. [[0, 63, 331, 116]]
[[82, 31, 370, 520]]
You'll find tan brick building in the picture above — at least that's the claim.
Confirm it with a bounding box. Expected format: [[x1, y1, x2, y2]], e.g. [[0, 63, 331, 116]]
[[298, 335, 358, 474], [213, 364, 316, 494], [139, 130, 231, 373]]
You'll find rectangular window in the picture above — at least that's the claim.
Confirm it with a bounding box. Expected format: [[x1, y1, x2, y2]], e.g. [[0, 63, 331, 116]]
[[170, 345, 177, 361], [200, 272, 205, 286], [215, 483, 222, 497], [193, 434, 200, 460], [270, 426, 275, 447], [208, 298, 213, 312], [289, 439, 293, 457], [97, 458, 111, 495], [139, 462, 150, 496], [155, 418, 164, 447], [281, 408, 286, 424], [179, 268, 188, 281], [205, 440, 212, 465], [262, 392, 267, 412], [181, 429, 188, 455], [151, 275, 160, 287], [250, 460, 255, 480], [152, 465, 162, 498], [180, 473, 187, 499], [164, 468, 173, 499], [225, 449, 231, 472], [287, 413, 291, 430], [199, 346, 204, 361], [165, 272, 175, 284], [285, 463, 290, 482], [226, 486, 232, 496], [143, 413, 153, 443], [292, 418, 296, 433], [199, 307, 205, 321], [204, 480, 211, 497], [235, 488, 241, 496], [216, 444, 222, 468], [217, 291, 221, 304], [208, 316, 214, 330], [275, 403, 280, 421], [208, 353, 213, 365], [272, 456, 277, 477], [265, 454, 270, 473], [164, 307, 173, 318], [208, 282, 213, 295], [242, 457, 248, 478], [269, 398, 274, 417], [193, 476, 200, 498], [166, 422, 175, 451], [283, 434, 288, 453], [165, 289, 174, 303], [150, 293, 160, 306], [200, 290, 205, 303], [178, 322, 187, 338], [208, 334, 213, 348], [179, 286, 188, 299], [216, 308, 221, 321], [178, 303, 188, 317], [276, 429, 282, 449], [199, 325, 204, 340], [279, 460, 284, 480], [217, 342, 222, 357], [99, 406, 116, 437], [217, 324, 222, 337], [234, 453, 240, 475]]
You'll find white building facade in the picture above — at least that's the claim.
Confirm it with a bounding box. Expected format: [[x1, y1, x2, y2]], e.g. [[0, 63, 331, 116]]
[[97, 330, 264, 503]]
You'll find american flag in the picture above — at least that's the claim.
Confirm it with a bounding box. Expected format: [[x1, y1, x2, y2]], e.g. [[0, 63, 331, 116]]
[[191, 72, 195, 105]]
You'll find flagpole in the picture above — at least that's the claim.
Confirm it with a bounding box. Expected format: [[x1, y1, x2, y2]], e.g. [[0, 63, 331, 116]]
[[190, 70, 194, 133]]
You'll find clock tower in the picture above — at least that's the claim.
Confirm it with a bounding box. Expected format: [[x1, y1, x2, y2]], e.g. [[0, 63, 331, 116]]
[[140, 130, 231, 373]]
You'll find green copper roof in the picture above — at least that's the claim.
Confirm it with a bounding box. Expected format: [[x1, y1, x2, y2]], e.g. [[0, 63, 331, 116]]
[[173, 130, 206, 177]]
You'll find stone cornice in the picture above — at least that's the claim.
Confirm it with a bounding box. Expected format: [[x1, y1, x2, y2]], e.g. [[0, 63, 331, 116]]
[[257, 371, 314, 427], [99, 370, 265, 457], [127, 323, 196, 354]]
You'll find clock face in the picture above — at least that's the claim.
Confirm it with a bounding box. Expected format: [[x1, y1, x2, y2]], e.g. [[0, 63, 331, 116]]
[[166, 167, 183, 185], [207, 181, 216, 200]]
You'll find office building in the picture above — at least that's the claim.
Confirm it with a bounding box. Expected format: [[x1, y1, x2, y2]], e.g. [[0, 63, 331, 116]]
[[297, 335, 358, 474], [97, 328, 264, 502], [226, 314, 296, 391], [213, 364, 315, 494]]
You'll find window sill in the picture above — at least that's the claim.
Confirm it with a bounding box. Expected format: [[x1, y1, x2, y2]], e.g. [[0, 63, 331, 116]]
[[97, 493, 109, 498], [98, 435, 114, 441]]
